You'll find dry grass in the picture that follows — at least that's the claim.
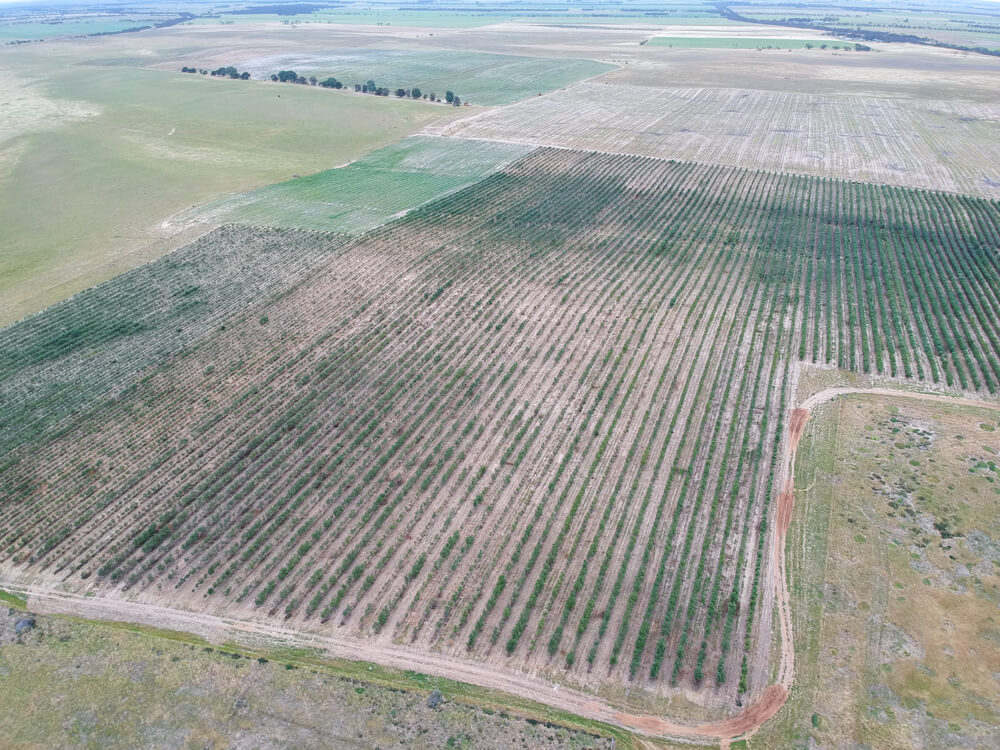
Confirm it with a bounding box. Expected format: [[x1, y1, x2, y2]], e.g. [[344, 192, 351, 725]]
[[760, 391, 1000, 748]]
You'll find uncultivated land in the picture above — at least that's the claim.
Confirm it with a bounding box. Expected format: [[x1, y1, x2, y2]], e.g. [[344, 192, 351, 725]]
[[0, 609, 613, 749], [757, 389, 1000, 748]]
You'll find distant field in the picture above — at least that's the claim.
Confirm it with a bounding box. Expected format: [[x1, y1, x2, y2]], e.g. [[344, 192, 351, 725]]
[[759, 391, 1000, 748], [173, 136, 535, 233], [185, 9, 722, 29], [430, 83, 1000, 197], [2, 150, 999, 719], [648, 37, 825, 49], [238, 49, 615, 106], [0, 61, 454, 326], [729, 5, 1000, 50], [0, 17, 163, 41]]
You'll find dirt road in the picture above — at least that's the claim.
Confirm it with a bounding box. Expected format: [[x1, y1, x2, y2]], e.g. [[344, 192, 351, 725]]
[[4, 383, 997, 746]]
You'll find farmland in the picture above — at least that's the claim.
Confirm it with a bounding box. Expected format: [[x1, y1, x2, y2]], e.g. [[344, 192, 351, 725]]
[[237, 50, 614, 106], [174, 136, 536, 233], [2, 148, 999, 723], [429, 83, 1000, 198], [3, 0, 1000, 742], [0, 55, 456, 326]]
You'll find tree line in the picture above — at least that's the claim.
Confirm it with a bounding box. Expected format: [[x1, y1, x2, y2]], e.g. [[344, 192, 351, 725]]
[[181, 66, 251, 79], [180, 65, 468, 104], [272, 71, 464, 104]]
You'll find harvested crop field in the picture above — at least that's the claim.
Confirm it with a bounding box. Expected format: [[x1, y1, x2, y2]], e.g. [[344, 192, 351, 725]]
[[428, 83, 1000, 197], [2, 148, 1000, 719]]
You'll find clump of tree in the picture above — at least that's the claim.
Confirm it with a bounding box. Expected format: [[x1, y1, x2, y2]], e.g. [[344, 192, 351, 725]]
[[180, 66, 197, 74], [357, 80, 390, 96], [211, 66, 250, 80], [271, 70, 315, 85], [319, 77, 343, 89]]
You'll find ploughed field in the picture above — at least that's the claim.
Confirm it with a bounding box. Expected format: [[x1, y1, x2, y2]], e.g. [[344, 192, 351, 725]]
[[2, 148, 999, 707], [429, 84, 1000, 198]]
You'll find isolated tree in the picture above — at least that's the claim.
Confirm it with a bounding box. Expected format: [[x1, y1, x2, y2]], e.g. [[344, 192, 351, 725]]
[[429, 92, 436, 101], [452, 95, 462, 106], [366, 79, 377, 92], [445, 90, 454, 103], [395, 88, 407, 97], [240, 71, 250, 80], [355, 83, 362, 92], [271, 74, 279, 82], [308, 76, 317, 86], [411, 87, 421, 99]]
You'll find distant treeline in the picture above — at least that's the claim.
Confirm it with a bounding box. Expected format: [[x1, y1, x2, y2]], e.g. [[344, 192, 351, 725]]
[[181, 66, 251, 79], [271, 70, 466, 104], [715, 3, 1000, 57], [231, 3, 343, 15], [177, 65, 468, 104]]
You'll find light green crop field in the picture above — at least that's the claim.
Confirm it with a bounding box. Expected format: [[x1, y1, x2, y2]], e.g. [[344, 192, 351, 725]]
[[0, 17, 162, 41], [648, 37, 828, 49], [0, 60, 456, 326], [240, 49, 615, 106], [175, 136, 535, 233]]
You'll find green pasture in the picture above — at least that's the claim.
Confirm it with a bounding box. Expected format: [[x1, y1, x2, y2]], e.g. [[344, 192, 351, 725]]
[[0, 60, 452, 325], [178, 136, 536, 234]]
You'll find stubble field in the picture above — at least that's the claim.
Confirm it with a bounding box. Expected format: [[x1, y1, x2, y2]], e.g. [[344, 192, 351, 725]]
[[429, 82, 1000, 197]]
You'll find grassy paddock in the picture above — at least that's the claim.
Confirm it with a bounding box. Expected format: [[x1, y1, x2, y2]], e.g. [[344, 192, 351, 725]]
[[0, 61, 453, 325], [176, 136, 536, 233], [756, 393, 1000, 747], [0, 608, 638, 748], [0, 587, 28, 609]]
